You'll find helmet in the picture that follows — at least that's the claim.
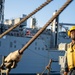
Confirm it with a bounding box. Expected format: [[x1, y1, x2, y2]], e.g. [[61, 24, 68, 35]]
[[68, 26, 75, 37]]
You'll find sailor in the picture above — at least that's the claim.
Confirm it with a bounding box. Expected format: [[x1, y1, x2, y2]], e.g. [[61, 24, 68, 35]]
[[64, 26, 75, 75]]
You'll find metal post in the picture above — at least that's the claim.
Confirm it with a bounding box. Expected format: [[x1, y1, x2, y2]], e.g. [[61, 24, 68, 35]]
[[0, 69, 9, 75], [47, 59, 52, 75]]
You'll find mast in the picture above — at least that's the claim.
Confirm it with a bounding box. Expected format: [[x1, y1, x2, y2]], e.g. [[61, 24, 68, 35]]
[[0, 0, 5, 33], [52, 10, 59, 48]]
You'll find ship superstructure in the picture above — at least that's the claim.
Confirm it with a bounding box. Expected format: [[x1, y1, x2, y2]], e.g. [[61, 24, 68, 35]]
[[0, 0, 74, 75], [0, 15, 72, 75]]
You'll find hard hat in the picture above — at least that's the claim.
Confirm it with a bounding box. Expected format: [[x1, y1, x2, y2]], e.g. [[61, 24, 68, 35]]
[[68, 26, 75, 37]]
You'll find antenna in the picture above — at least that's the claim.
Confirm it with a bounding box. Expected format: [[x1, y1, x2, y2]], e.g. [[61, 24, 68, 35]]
[[0, 0, 5, 33]]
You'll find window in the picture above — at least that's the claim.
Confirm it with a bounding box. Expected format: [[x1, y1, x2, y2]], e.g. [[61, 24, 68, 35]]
[[22, 44, 24, 47], [35, 47, 37, 50], [35, 42, 37, 46], [0, 41, 1, 46], [14, 40, 16, 43], [42, 47, 44, 50], [10, 42, 13, 47], [38, 47, 40, 50], [14, 45, 16, 48]]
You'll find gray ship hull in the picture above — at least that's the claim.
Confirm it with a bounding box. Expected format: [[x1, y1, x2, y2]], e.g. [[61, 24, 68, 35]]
[[0, 35, 65, 75]]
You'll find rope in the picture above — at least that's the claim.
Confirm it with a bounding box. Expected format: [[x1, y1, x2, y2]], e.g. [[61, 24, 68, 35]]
[[0, 0, 52, 38], [41, 68, 47, 75], [19, 0, 73, 54]]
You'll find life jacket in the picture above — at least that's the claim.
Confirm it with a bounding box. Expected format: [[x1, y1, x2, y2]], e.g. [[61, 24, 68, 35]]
[[67, 42, 75, 70]]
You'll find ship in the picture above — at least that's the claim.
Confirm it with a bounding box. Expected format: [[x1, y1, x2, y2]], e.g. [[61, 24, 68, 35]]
[[0, 0, 74, 75]]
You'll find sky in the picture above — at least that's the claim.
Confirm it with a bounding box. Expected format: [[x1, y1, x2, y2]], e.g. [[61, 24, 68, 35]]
[[4, 0, 75, 28]]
